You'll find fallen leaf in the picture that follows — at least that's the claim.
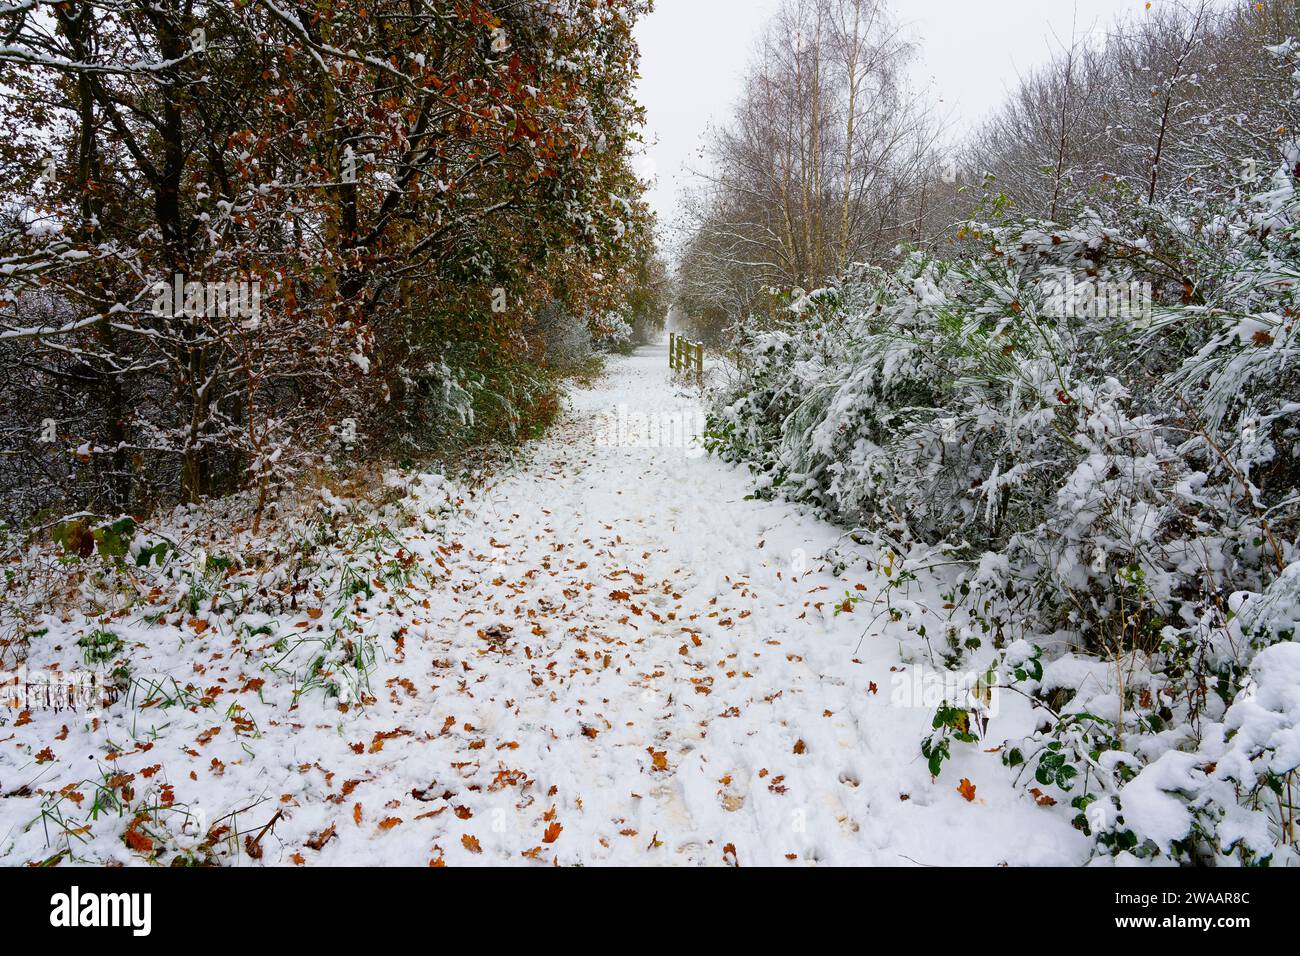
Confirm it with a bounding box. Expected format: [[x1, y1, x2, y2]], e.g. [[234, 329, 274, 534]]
[[306, 824, 337, 851]]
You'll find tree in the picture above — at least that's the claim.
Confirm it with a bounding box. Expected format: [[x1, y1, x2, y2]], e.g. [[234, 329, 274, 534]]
[[675, 0, 939, 341], [0, 0, 654, 525]]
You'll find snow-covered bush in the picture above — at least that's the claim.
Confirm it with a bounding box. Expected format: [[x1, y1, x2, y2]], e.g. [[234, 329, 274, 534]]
[[592, 312, 636, 354], [707, 106, 1300, 863], [531, 299, 594, 369], [1113, 618, 1300, 865]]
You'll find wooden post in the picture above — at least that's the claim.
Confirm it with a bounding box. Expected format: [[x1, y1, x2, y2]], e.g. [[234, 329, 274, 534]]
[[669, 332, 676, 370], [695, 341, 703, 381]]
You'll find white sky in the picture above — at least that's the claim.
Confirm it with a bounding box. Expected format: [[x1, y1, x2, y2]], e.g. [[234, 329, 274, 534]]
[[633, 0, 1160, 242]]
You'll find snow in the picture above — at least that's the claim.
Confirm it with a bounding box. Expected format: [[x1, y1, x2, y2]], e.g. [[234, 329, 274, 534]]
[[1218, 641, 1300, 787], [1120, 752, 1202, 855], [0, 343, 1087, 867]]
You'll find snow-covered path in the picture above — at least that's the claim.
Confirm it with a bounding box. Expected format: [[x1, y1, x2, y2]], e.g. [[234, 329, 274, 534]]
[[1, 343, 1089, 867], [301, 342, 1084, 866]]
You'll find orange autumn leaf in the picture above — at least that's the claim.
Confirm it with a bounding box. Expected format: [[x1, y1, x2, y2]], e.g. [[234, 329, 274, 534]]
[[957, 778, 977, 802], [195, 726, 220, 745], [306, 824, 337, 851], [461, 833, 482, 854], [378, 817, 403, 831], [542, 821, 562, 844], [123, 817, 153, 854], [352, 802, 363, 825]]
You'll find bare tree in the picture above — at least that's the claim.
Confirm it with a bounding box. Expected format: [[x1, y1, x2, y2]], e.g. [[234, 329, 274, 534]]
[[677, 0, 938, 340]]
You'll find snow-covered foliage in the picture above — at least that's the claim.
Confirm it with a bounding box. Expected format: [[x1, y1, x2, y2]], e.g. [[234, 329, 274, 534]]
[[706, 57, 1300, 863], [534, 299, 594, 368], [0, 465, 463, 863], [0, 0, 655, 525], [592, 312, 636, 354]]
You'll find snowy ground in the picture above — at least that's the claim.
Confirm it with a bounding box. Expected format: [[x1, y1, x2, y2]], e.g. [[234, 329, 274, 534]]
[[0, 343, 1089, 866]]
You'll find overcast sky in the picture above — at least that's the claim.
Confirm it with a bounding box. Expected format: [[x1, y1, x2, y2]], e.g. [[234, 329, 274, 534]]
[[633, 0, 1159, 244]]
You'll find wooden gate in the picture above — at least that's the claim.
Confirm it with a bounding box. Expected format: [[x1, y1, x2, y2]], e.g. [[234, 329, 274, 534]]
[[668, 332, 704, 380]]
